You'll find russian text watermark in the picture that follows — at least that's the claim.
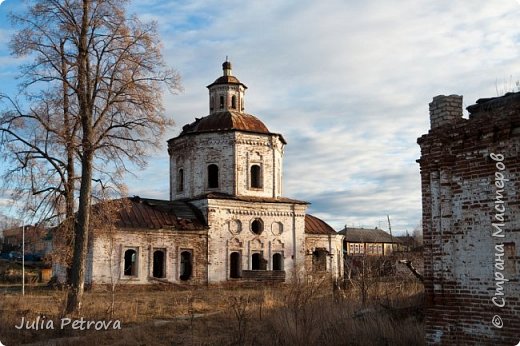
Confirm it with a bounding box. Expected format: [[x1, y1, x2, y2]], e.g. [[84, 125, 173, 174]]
[[490, 153, 508, 329]]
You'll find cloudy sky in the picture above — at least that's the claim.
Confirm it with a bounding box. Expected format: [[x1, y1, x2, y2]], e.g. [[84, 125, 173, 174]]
[[0, 0, 519, 233]]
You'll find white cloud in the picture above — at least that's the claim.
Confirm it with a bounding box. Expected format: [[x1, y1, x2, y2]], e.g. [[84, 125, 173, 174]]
[[2, 0, 519, 233], [125, 0, 520, 232]]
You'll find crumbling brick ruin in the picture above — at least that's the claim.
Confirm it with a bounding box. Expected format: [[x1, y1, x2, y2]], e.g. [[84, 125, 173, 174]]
[[418, 92, 520, 344]]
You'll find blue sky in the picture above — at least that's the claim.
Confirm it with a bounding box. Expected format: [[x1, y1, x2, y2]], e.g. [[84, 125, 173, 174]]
[[1, 0, 519, 233]]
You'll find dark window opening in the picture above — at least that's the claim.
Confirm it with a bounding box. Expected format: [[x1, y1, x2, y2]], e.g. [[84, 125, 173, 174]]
[[252, 253, 267, 270], [231, 95, 237, 109], [210, 96, 214, 111], [153, 250, 165, 278], [250, 165, 262, 188], [230, 252, 241, 278], [208, 164, 219, 188], [312, 249, 327, 272], [180, 251, 192, 281], [177, 169, 184, 192], [124, 249, 137, 276], [251, 219, 263, 235], [273, 253, 283, 271], [219, 96, 224, 109]]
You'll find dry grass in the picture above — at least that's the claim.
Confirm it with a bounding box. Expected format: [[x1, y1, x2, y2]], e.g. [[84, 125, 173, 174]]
[[0, 279, 424, 345]]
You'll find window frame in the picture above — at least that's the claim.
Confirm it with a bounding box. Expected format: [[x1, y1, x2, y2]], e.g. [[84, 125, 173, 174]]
[[250, 218, 264, 235], [122, 247, 139, 278], [177, 168, 184, 193], [249, 164, 263, 189], [152, 248, 166, 279], [207, 164, 219, 189], [179, 249, 193, 281]]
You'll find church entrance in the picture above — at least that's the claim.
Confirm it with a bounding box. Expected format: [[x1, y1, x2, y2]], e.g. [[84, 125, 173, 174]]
[[251, 252, 267, 270], [272, 253, 283, 271], [230, 252, 241, 278]]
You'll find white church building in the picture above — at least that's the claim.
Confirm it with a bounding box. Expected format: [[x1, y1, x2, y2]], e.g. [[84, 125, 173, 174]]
[[81, 61, 343, 285]]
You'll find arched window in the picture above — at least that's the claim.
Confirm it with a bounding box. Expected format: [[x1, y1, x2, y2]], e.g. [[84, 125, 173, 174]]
[[231, 95, 237, 109], [219, 95, 224, 109], [272, 253, 283, 271], [230, 252, 241, 278], [153, 250, 165, 278], [210, 96, 214, 111], [251, 219, 263, 235], [208, 164, 219, 188], [251, 253, 266, 270], [250, 164, 262, 188], [124, 249, 137, 276], [180, 251, 192, 281], [177, 168, 184, 192], [312, 249, 327, 272]]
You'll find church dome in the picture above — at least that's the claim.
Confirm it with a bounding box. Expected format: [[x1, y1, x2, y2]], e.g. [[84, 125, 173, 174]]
[[180, 110, 270, 136]]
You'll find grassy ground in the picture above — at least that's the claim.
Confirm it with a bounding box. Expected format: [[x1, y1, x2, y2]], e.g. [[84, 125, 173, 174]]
[[0, 278, 424, 345]]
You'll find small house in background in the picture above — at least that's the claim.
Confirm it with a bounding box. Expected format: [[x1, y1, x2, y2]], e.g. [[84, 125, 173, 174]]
[[1, 225, 51, 258], [338, 227, 401, 256]]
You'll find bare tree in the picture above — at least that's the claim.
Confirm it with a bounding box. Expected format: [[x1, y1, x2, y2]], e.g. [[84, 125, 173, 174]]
[[345, 255, 391, 306], [412, 222, 423, 247], [0, 0, 180, 314]]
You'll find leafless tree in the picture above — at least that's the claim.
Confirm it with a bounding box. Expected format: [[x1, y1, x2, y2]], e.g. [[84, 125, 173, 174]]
[[0, 0, 180, 314], [345, 255, 392, 306], [412, 222, 423, 246]]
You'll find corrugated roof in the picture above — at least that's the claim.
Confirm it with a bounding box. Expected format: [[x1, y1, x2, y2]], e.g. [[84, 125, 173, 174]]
[[338, 227, 400, 243], [177, 111, 283, 140], [206, 75, 247, 89], [305, 214, 337, 235], [92, 197, 207, 230]]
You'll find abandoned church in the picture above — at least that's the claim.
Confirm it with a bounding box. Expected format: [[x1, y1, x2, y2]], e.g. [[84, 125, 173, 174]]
[[70, 61, 343, 285]]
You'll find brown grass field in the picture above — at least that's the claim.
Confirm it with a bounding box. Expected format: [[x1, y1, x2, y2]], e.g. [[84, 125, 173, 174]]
[[0, 272, 424, 346]]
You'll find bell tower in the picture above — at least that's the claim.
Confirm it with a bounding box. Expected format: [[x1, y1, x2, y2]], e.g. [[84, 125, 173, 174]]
[[207, 60, 247, 114], [168, 61, 286, 200]]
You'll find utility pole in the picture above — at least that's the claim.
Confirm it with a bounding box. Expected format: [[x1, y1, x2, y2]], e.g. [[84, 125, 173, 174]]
[[387, 215, 394, 254], [22, 223, 25, 296]]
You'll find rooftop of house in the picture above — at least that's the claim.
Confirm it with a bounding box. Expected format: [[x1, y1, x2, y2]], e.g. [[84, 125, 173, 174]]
[[338, 227, 400, 243]]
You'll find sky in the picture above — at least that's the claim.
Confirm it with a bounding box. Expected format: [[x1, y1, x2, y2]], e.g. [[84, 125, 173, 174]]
[[0, 0, 519, 234]]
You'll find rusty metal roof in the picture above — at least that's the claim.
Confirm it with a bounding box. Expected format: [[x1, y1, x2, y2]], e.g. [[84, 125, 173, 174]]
[[179, 111, 269, 135], [338, 227, 400, 243], [92, 197, 207, 230], [206, 75, 247, 89], [305, 214, 337, 235]]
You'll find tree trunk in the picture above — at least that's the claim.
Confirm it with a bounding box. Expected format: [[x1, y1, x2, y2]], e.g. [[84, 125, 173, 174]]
[[65, 148, 93, 313], [65, 0, 92, 315]]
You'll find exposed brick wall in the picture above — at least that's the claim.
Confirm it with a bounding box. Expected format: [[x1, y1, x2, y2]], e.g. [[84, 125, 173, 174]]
[[168, 131, 284, 200], [189, 198, 308, 283], [418, 92, 520, 345], [89, 229, 208, 285], [305, 235, 343, 279]]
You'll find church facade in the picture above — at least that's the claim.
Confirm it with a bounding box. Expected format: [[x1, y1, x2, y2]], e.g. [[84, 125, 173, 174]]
[[81, 62, 343, 285]]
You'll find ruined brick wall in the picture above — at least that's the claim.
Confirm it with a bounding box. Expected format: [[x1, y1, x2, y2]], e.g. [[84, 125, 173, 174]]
[[418, 93, 520, 345], [89, 229, 208, 285], [168, 131, 284, 200], [304, 234, 344, 280], [169, 132, 236, 199], [234, 132, 284, 198], [190, 198, 307, 283]]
